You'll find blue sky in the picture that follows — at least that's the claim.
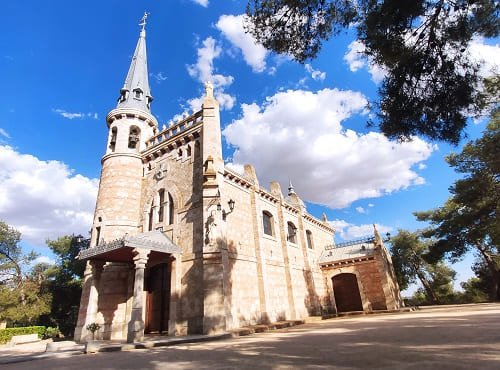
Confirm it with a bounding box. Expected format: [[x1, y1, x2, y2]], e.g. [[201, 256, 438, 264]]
[[0, 1, 498, 294]]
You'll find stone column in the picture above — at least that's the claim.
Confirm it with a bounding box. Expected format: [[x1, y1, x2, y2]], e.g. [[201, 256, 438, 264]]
[[127, 249, 150, 343], [273, 185, 297, 320], [168, 254, 182, 336], [75, 260, 105, 342], [297, 213, 321, 315]]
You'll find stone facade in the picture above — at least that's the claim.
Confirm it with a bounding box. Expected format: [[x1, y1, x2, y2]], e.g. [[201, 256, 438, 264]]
[[74, 25, 402, 343]]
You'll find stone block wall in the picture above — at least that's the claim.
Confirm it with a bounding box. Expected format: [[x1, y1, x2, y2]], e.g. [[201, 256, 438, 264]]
[[95, 263, 134, 340], [322, 258, 392, 313], [218, 169, 335, 327], [354, 260, 388, 310], [93, 154, 143, 244]]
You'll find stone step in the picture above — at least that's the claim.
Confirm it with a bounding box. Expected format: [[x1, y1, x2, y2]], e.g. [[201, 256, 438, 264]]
[[229, 320, 305, 337], [305, 316, 325, 323]]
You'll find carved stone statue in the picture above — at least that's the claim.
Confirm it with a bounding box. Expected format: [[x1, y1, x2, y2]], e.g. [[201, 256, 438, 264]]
[[206, 210, 217, 246], [204, 81, 214, 98]]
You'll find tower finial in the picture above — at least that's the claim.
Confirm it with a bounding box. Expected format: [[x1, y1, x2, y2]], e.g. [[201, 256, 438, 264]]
[[288, 180, 296, 195], [139, 12, 150, 31]]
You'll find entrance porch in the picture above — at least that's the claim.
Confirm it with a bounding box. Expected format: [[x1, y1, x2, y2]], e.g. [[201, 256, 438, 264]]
[[74, 230, 182, 343]]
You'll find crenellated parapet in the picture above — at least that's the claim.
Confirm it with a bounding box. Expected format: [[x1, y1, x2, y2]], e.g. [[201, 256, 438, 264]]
[[145, 110, 203, 149]]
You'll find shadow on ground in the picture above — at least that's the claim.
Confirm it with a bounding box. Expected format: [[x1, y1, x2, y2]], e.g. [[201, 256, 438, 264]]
[[4, 303, 499, 369]]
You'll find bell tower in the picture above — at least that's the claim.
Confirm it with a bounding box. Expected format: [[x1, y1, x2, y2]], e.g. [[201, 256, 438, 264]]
[[90, 14, 158, 246]]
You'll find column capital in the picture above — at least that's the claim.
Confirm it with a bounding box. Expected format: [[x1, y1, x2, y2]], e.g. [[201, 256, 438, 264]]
[[84, 260, 105, 278], [132, 248, 150, 269]]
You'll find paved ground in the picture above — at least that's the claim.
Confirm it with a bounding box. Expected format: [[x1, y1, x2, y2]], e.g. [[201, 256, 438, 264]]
[[3, 303, 499, 369]]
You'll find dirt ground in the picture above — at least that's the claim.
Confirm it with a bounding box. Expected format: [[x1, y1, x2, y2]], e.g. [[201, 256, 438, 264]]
[[2, 303, 499, 369]]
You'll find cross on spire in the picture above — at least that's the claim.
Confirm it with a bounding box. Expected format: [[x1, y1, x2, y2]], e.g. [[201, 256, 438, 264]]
[[139, 12, 150, 30]]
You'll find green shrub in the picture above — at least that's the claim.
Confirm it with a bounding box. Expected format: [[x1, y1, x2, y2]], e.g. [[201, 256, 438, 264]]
[[43, 327, 60, 339], [0, 326, 46, 344]]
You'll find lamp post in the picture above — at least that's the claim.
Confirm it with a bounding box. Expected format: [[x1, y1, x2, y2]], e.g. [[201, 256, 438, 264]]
[[218, 198, 236, 221]]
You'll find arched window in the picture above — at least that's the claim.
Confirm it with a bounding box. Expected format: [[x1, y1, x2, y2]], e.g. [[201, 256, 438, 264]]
[[287, 222, 297, 244], [158, 189, 165, 223], [128, 126, 140, 150], [177, 148, 183, 159], [109, 127, 117, 152], [186, 144, 192, 157], [262, 211, 274, 236], [306, 230, 313, 249], [168, 192, 174, 225]]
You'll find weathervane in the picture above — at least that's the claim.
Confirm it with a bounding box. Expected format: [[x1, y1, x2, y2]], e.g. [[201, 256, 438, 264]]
[[139, 12, 150, 30]]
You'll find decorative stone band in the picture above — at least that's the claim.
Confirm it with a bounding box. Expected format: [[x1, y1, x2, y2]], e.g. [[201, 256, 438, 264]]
[[106, 107, 158, 129], [78, 230, 182, 260]]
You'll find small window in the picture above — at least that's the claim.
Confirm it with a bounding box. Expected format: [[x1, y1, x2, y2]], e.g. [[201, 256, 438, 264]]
[[134, 89, 142, 99], [186, 145, 192, 157], [194, 141, 201, 158], [306, 230, 313, 249], [109, 127, 117, 152], [158, 189, 165, 223], [287, 222, 297, 244], [168, 192, 174, 225], [128, 126, 140, 150], [95, 226, 101, 245], [263, 211, 273, 236], [178, 148, 183, 158]]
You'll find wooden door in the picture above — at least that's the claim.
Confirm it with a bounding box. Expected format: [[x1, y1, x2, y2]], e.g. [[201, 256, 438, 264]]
[[145, 263, 171, 334], [332, 273, 363, 312]]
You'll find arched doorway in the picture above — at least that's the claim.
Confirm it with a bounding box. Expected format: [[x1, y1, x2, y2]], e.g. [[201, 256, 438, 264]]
[[332, 273, 363, 312], [145, 263, 171, 334]]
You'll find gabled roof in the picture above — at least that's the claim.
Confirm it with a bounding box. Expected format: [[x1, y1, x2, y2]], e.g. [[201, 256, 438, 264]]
[[78, 230, 181, 261]]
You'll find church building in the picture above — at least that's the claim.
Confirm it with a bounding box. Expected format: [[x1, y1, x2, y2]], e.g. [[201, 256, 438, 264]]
[[75, 19, 402, 343]]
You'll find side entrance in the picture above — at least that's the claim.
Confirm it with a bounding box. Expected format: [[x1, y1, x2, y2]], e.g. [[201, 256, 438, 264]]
[[332, 273, 363, 312], [145, 262, 171, 334]]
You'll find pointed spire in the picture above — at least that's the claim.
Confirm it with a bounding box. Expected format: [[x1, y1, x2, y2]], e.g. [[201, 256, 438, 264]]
[[117, 12, 153, 112], [288, 180, 296, 196]]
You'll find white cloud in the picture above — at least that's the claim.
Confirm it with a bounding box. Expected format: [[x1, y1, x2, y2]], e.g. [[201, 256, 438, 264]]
[[191, 0, 208, 7], [216, 14, 268, 73], [418, 163, 427, 170], [53, 109, 98, 120], [344, 41, 386, 84], [355, 206, 366, 214], [0, 128, 9, 138], [368, 203, 374, 208], [186, 96, 205, 114], [33, 256, 56, 266], [186, 37, 235, 111], [345, 37, 500, 86], [185, 92, 235, 113], [469, 37, 500, 77], [305, 64, 326, 81], [330, 219, 393, 240], [150, 71, 167, 83], [0, 146, 98, 247], [223, 88, 435, 209], [187, 37, 233, 88]]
